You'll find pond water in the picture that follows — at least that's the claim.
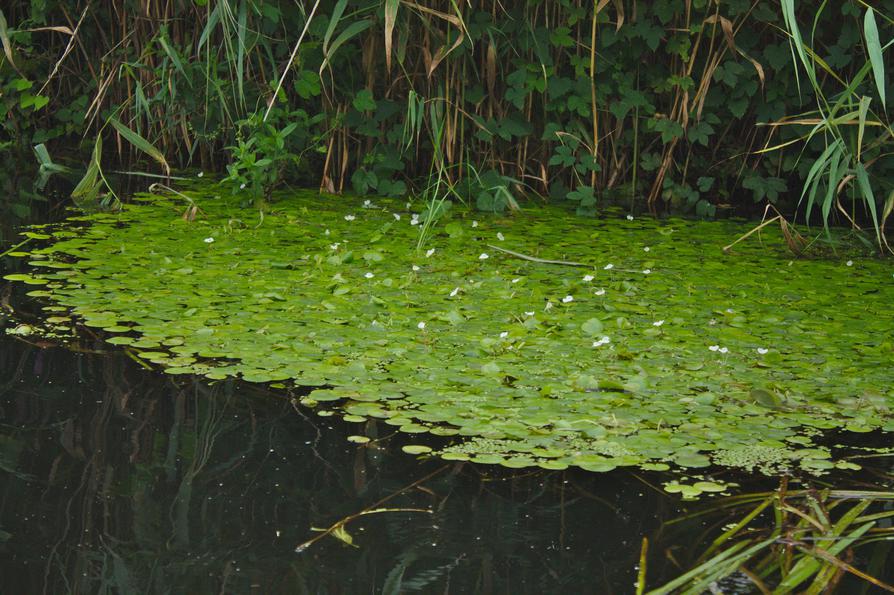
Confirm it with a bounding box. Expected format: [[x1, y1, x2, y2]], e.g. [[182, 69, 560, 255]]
[[3, 187, 894, 593], [0, 331, 690, 593]]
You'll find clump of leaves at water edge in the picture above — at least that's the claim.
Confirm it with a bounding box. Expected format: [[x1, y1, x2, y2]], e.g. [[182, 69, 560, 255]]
[[223, 107, 323, 204]]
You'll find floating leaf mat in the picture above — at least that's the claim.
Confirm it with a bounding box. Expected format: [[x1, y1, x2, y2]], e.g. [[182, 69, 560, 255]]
[[6, 190, 894, 474]]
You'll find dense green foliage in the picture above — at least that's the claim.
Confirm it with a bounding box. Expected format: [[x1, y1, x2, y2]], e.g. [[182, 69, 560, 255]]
[[1, 1, 891, 236], [7, 188, 894, 474]]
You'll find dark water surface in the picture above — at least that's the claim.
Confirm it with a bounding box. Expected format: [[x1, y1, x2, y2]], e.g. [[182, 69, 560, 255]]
[[0, 331, 684, 594]]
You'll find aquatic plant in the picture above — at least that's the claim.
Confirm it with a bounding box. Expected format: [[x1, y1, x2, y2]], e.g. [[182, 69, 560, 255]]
[[643, 482, 894, 593], [5, 189, 893, 474]]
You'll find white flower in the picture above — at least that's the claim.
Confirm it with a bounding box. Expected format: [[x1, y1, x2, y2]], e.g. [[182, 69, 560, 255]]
[[708, 318, 717, 326], [594, 288, 606, 296], [406, 202, 412, 209], [363, 199, 372, 207], [708, 345, 720, 352], [626, 214, 634, 221], [239, 183, 246, 189], [846, 260, 853, 267], [479, 253, 489, 260], [499, 331, 509, 338], [511, 277, 520, 283], [592, 336, 611, 347], [472, 220, 478, 228], [719, 347, 729, 354], [364, 272, 374, 279], [497, 232, 505, 241], [329, 243, 340, 250], [642, 269, 651, 274], [344, 214, 356, 221], [450, 287, 460, 297], [204, 237, 215, 243], [652, 320, 665, 327], [197, 171, 204, 178], [324, 229, 330, 236], [583, 274, 594, 282], [562, 295, 574, 303], [417, 321, 426, 330], [412, 265, 420, 272], [426, 248, 435, 257], [545, 301, 553, 311], [393, 213, 401, 221], [410, 218, 420, 226], [757, 347, 769, 355], [604, 263, 614, 270], [725, 308, 734, 313], [643, 246, 650, 252], [524, 311, 535, 316]]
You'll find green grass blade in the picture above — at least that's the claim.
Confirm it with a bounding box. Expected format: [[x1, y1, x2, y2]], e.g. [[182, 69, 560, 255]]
[[854, 162, 881, 247], [323, 0, 348, 54], [197, 1, 221, 52], [857, 96, 871, 161], [864, 8, 886, 111], [777, 521, 875, 593], [157, 30, 188, 83], [781, 0, 818, 91], [646, 537, 776, 595], [321, 19, 373, 73], [800, 138, 841, 224], [236, 0, 247, 106], [108, 117, 170, 175]]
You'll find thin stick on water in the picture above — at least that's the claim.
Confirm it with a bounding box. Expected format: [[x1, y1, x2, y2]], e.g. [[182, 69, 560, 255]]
[[264, 0, 321, 122], [294, 464, 449, 553], [722, 215, 781, 253], [487, 244, 589, 267]]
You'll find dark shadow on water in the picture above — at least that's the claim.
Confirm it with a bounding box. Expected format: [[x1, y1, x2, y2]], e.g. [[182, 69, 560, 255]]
[[0, 334, 686, 594]]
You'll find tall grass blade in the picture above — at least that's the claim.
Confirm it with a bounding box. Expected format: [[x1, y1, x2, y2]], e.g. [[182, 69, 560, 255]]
[[776, 521, 874, 593], [320, 19, 373, 75], [324, 0, 348, 53], [799, 138, 840, 224], [857, 95, 871, 161], [236, 0, 247, 106], [108, 117, 170, 175], [0, 9, 19, 73], [854, 162, 881, 246], [157, 29, 188, 83], [384, 0, 399, 73], [646, 537, 776, 595], [781, 0, 817, 91], [864, 8, 887, 111]]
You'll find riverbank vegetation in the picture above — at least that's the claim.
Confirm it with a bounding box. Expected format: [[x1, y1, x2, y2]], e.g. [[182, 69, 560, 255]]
[[1, 1, 892, 247]]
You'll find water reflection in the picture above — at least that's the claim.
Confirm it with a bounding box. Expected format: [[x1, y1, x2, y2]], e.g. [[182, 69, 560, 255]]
[[0, 334, 683, 593]]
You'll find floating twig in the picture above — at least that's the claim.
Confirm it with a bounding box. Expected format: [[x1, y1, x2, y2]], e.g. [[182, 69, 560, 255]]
[[487, 244, 589, 267], [294, 464, 448, 553]]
